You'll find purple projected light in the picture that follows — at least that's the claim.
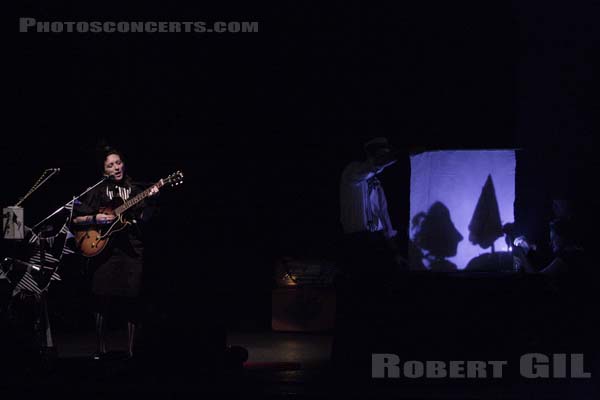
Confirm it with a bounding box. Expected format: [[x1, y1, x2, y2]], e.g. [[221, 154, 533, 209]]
[[409, 150, 515, 271]]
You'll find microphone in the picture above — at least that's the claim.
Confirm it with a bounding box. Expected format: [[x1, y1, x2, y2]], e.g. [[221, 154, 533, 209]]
[[47, 168, 61, 173], [103, 175, 115, 181]]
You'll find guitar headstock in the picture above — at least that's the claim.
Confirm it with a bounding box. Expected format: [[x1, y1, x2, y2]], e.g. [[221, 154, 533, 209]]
[[163, 171, 184, 187]]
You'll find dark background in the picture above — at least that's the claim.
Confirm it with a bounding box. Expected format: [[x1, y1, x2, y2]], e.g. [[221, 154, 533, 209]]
[[5, 1, 598, 330]]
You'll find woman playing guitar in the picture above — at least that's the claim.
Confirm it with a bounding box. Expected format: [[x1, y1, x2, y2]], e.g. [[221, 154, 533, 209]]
[[71, 146, 161, 359]]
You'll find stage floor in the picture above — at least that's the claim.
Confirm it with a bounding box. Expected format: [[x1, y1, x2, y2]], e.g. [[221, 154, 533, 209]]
[[53, 328, 333, 367], [6, 328, 336, 396], [3, 328, 598, 398]]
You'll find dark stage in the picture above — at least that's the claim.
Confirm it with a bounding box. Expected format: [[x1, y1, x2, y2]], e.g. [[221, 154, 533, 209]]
[[2, 281, 599, 398], [5, 1, 600, 398]]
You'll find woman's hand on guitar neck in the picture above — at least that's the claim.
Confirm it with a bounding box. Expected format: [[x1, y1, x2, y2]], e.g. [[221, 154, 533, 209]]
[[148, 185, 160, 197]]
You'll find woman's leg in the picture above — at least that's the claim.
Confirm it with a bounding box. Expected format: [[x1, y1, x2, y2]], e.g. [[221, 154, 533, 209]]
[[127, 321, 135, 358], [93, 294, 110, 356], [126, 297, 140, 358], [95, 312, 107, 355]]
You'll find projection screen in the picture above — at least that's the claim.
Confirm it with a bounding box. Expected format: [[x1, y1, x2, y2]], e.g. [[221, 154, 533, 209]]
[[409, 150, 516, 271]]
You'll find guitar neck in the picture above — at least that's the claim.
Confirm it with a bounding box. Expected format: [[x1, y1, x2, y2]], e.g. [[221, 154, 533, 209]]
[[114, 180, 163, 215]]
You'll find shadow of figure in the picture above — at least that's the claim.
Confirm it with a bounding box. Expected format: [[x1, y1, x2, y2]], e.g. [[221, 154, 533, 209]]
[[464, 252, 513, 272], [468, 174, 503, 251], [465, 175, 510, 272], [410, 201, 463, 271]]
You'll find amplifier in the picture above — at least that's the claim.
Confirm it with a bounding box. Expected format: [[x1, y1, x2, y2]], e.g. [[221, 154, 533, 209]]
[[274, 257, 337, 288]]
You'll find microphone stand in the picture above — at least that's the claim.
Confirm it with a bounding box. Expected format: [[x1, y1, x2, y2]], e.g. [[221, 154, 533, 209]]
[[15, 169, 60, 207], [26, 176, 108, 361], [32, 176, 109, 233]]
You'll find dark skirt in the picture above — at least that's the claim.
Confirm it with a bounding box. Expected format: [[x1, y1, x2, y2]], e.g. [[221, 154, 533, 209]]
[[91, 234, 144, 298], [92, 294, 142, 323]]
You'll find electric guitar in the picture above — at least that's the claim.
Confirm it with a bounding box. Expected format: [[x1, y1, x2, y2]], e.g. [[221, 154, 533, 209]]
[[74, 171, 184, 257]]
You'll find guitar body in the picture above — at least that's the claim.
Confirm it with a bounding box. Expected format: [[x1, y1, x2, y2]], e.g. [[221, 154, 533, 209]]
[[74, 202, 131, 258], [75, 228, 110, 257], [72, 170, 183, 258]]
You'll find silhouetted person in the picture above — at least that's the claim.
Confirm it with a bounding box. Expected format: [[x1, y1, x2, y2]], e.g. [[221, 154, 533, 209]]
[[333, 137, 405, 377], [514, 218, 585, 278], [339, 137, 405, 283], [514, 218, 596, 353]]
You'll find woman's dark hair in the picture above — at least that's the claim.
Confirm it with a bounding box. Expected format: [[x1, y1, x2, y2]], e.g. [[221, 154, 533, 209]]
[[96, 144, 131, 186], [97, 145, 125, 170]]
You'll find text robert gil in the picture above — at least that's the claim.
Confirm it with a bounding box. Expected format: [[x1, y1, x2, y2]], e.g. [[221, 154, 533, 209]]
[[372, 353, 591, 379]]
